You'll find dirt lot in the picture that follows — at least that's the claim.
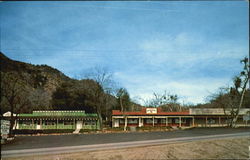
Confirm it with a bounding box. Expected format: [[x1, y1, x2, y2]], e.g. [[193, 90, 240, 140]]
[[4, 137, 250, 160]]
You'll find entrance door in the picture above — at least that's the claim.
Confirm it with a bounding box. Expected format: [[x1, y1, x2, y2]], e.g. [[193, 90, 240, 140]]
[[114, 119, 119, 127], [76, 121, 83, 129], [36, 120, 41, 129]]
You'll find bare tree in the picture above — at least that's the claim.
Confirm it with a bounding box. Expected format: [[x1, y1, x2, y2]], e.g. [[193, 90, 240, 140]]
[[116, 88, 130, 131], [83, 66, 118, 126], [142, 91, 182, 111], [29, 88, 52, 111], [83, 66, 117, 95], [76, 79, 107, 130], [1, 72, 30, 137], [230, 57, 249, 127], [208, 57, 249, 127]]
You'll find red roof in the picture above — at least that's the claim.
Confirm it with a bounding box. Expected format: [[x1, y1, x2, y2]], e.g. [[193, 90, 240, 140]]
[[112, 108, 189, 116]]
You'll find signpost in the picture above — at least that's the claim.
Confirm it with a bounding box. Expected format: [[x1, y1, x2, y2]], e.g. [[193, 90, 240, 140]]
[[243, 115, 250, 121], [1, 120, 10, 144]]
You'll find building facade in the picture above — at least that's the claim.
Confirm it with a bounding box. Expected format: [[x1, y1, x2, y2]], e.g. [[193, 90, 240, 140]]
[[4, 110, 100, 132], [112, 108, 250, 128]]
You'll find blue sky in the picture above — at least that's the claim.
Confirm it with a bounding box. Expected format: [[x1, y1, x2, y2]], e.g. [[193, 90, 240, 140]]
[[1, 1, 249, 105]]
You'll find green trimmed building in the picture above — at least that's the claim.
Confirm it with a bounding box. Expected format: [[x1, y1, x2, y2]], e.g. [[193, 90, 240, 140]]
[[7, 110, 100, 132]]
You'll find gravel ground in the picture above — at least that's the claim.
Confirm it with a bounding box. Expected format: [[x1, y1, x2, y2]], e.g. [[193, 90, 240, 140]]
[[3, 137, 250, 160]]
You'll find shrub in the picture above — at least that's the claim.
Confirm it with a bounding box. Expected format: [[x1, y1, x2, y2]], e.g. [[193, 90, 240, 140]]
[[14, 129, 75, 134]]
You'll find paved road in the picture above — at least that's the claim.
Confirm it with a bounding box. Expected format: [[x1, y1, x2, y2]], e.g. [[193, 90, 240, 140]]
[[2, 127, 250, 151], [2, 132, 249, 158]]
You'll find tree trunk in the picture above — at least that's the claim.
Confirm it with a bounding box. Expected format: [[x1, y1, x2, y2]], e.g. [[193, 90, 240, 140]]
[[97, 107, 103, 130], [9, 104, 15, 138], [231, 78, 248, 128]]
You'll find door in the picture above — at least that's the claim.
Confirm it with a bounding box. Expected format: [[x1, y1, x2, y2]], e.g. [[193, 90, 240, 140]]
[[76, 121, 83, 129], [114, 119, 119, 127], [36, 120, 41, 129]]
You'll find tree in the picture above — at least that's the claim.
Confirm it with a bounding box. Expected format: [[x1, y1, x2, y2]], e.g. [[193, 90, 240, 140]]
[[29, 88, 52, 111], [1, 72, 30, 137], [208, 57, 249, 127], [116, 88, 130, 112], [230, 57, 249, 127], [80, 79, 106, 130], [83, 66, 116, 95], [83, 66, 118, 125], [143, 91, 182, 111], [116, 88, 131, 131]]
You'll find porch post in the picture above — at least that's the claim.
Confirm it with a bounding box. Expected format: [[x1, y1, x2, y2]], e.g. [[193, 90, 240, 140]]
[[56, 119, 58, 129], [139, 117, 141, 127], [112, 118, 114, 128], [32, 119, 34, 129], [124, 117, 128, 131], [179, 117, 181, 127], [153, 117, 155, 127], [219, 117, 221, 126], [192, 117, 195, 127], [166, 117, 168, 126], [96, 118, 97, 130], [205, 117, 208, 127], [141, 117, 143, 127], [40, 119, 42, 129], [73, 119, 76, 129], [16, 120, 19, 129]]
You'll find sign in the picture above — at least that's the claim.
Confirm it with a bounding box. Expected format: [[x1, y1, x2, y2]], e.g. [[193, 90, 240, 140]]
[[190, 108, 250, 115], [146, 108, 157, 114], [243, 115, 250, 121], [1, 120, 10, 139]]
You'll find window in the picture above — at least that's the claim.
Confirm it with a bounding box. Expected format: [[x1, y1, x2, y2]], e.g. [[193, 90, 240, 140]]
[[168, 118, 173, 123], [175, 118, 179, 123], [20, 120, 32, 125], [160, 119, 166, 123], [146, 119, 153, 124], [84, 120, 96, 125], [34, 120, 40, 124], [120, 119, 125, 124], [45, 120, 56, 125], [208, 119, 215, 124], [58, 120, 64, 124], [174, 118, 186, 123], [182, 119, 186, 123], [64, 120, 73, 125], [128, 119, 138, 124]]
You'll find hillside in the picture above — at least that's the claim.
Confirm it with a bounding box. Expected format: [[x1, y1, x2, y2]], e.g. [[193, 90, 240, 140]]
[[0, 52, 70, 93], [0, 53, 116, 114]]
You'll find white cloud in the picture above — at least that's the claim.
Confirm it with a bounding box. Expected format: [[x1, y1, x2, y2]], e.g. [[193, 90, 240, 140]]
[[114, 70, 232, 105], [138, 32, 247, 69]]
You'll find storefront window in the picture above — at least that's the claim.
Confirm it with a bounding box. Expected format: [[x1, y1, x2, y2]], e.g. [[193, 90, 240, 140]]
[[84, 120, 96, 125], [120, 119, 125, 124], [146, 119, 153, 124], [64, 120, 73, 125], [208, 119, 215, 124], [128, 118, 138, 124], [20, 120, 32, 125], [45, 120, 56, 125]]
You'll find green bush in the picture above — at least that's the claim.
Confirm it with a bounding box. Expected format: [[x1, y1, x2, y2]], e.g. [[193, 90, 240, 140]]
[[14, 129, 75, 134]]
